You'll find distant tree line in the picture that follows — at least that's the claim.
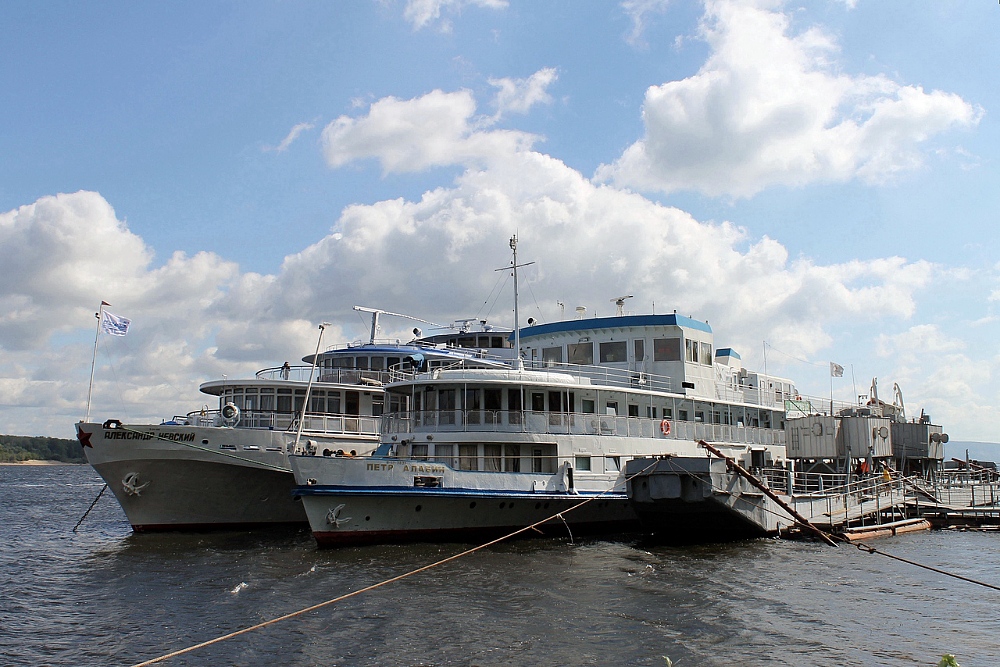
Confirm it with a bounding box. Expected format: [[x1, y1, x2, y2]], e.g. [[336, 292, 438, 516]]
[[0, 435, 86, 463]]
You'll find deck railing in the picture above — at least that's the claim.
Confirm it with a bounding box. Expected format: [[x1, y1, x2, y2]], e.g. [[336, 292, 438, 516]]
[[180, 409, 379, 436], [255, 365, 393, 386], [381, 409, 785, 446]]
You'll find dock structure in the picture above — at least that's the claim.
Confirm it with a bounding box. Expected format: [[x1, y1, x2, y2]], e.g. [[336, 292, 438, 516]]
[[626, 449, 1000, 543]]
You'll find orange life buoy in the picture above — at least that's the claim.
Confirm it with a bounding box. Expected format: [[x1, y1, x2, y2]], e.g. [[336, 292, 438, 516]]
[[660, 419, 671, 436]]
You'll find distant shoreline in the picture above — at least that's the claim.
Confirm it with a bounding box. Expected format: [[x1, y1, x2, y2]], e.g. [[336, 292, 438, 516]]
[[0, 460, 83, 466]]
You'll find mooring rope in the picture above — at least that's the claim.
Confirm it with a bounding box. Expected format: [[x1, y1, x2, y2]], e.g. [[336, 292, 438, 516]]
[[651, 452, 1000, 592], [128, 459, 660, 667], [72, 483, 108, 532]]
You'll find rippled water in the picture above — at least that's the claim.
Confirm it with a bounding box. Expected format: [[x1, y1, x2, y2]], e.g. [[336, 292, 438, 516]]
[[2, 465, 997, 666]]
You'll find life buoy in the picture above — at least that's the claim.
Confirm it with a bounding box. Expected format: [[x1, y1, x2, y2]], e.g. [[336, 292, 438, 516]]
[[660, 419, 671, 436], [221, 402, 240, 425]]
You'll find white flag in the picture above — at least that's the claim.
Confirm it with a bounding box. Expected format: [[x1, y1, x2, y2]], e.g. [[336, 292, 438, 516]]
[[830, 362, 844, 378], [101, 310, 131, 337]]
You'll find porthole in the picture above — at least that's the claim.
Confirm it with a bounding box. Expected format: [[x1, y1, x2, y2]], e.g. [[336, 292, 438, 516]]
[[499, 502, 506, 509], [365, 516, 371, 521], [415, 505, 422, 512], [469, 501, 477, 509]]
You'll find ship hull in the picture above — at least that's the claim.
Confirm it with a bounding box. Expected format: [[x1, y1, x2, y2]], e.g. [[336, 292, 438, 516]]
[[291, 455, 640, 547], [78, 421, 374, 531]]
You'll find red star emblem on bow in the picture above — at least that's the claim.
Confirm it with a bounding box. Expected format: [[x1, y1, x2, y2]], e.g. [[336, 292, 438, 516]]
[[76, 426, 93, 448]]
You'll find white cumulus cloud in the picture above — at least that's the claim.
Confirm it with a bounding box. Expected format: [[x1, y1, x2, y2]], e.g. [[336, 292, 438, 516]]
[[489, 67, 558, 118], [403, 0, 508, 31], [596, 0, 982, 197], [321, 89, 539, 173]]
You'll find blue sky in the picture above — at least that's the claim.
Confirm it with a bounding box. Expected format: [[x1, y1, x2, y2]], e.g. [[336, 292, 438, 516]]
[[2, 0, 998, 444]]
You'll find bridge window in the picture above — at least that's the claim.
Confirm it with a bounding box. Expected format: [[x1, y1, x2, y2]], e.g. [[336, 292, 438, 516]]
[[700, 343, 713, 366], [567, 342, 593, 365], [542, 346, 562, 366], [634, 339, 645, 363], [575, 456, 591, 471], [685, 339, 699, 363], [600, 341, 627, 363], [653, 338, 681, 362]]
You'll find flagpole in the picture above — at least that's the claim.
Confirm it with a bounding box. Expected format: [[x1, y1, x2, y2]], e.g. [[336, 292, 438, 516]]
[[85, 302, 107, 423]]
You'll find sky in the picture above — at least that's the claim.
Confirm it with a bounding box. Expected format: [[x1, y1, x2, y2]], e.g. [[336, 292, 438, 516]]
[[1, 0, 998, 445]]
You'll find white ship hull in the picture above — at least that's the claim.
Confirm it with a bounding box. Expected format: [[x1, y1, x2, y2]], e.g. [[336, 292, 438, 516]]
[[291, 455, 640, 547], [78, 421, 375, 531]]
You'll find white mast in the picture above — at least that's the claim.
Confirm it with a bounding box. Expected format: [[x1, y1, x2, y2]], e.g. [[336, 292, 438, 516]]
[[294, 322, 330, 453], [495, 235, 533, 371], [84, 302, 108, 423]]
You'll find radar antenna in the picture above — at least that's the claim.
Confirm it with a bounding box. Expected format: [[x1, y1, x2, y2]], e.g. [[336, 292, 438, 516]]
[[611, 295, 633, 317]]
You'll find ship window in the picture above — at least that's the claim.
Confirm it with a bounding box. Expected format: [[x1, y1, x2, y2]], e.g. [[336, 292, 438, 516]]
[[491, 336, 505, 348], [372, 396, 384, 417], [370, 357, 385, 371], [634, 339, 645, 363], [355, 356, 369, 371], [439, 389, 456, 425], [567, 342, 594, 365], [549, 392, 563, 412], [432, 444, 455, 467], [333, 356, 353, 368], [606, 401, 618, 416], [309, 391, 325, 413], [459, 444, 478, 470], [260, 391, 275, 411], [628, 404, 639, 417], [679, 409, 689, 421], [600, 341, 627, 363], [387, 356, 401, 369], [484, 389, 502, 423], [457, 336, 475, 348], [485, 444, 501, 472], [508, 389, 522, 424], [345, 391, 360, 415], [532, 448, 543, 473], [531, 393, 545, 412], [277, 390, 293, 413], [329, 394, 342, 414], [541, 346, 562, 366], [646, 406, 657, 418], [701, 343, 713, 366], [653, 338, 681, 362], [606, 456, 621, 472], [685, 339, 699, 363], [504, 444, 521, 472], [575, 456, 591, 471], [582, 399, 595, 414], [411, 444, 428, 460]]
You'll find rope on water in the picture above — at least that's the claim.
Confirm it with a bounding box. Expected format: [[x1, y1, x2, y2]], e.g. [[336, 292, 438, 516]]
[[72, 483, 108, 532], [844, 538, 1000, 592], [128, 459, 661, 667]]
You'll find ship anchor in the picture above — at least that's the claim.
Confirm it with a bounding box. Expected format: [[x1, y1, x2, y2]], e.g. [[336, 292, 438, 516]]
[[326, 504, 351, 527], [121, 472, 150, 497]]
